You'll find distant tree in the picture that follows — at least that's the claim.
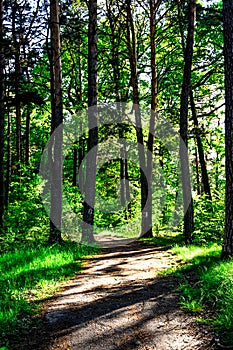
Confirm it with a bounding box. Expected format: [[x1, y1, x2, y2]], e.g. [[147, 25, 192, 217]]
[[189, 89, 212, 200], [221, 0, 233, 259], [11, 0, 22, 167], [49, 0, 63, 243], [142, 0, 161, 238], [3, 0, 44, 176], [179, 0, 196, 244], [177, 1, 212, 201], [125, 0, 149, 237], [105, 0, 130, 217], [82, 0, 98, 243], [5, 98, 11, 210]]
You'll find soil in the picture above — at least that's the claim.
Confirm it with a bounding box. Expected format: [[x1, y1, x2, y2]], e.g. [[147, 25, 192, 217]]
[[11, 238, 217, 350]]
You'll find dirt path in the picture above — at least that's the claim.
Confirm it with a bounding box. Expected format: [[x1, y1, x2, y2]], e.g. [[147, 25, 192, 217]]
[[16, 239, 216, 350]]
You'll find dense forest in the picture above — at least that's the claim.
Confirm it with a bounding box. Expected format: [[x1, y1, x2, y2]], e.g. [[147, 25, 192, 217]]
[[1, 0, 233, 347], [0, 0, 227, 247]]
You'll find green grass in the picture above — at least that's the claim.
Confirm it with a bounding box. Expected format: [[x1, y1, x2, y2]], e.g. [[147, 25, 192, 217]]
[[141, 231, 184, 247], [170, 243, 233, 334], [3, 233, 233, 346], [0, 241, 99, 345]]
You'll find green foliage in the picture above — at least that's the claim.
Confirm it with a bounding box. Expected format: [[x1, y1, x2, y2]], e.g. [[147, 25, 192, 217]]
[[2, 0, 225, 247], [171, 244, 233, 334], [193, 194, 224, 245], [95, 159, 141, 230], [179, 281, 204, 312], [0, 241, 99, 344], [147, 231, 184, 247], [1, 167, 49, 249], [0, 0, 228, 343]]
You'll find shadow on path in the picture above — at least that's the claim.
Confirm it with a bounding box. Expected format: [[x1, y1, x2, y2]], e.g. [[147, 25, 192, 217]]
[[11, 240, 215, 350]]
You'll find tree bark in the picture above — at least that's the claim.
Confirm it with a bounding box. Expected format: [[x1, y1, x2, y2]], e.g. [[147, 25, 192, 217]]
[[25, 105, 30, 165], [189, 89, 212, 200], [194, 148, 201, 195], [5, 104, 11, 210], [126, 0, 148, 237], [73, 143, 78, 187], [142, 0, 160, 238], [49, 0, 63, 244], [12, 2, 21, 168], [179, 0, 196, 244], [221, 0, 233, 259], [82, 0, 98, 243], [0, 0, 4, 231], [106, 0, 130, 218]]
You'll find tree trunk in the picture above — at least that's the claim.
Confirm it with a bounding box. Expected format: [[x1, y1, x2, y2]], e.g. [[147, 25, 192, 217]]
[[189, 89, 212, 200], [73, 142, 78, 187], [119, 129, 130, 215], [194, 148, 201, 195], [0, 0, 4, 231], [12, 3, 21, 168], [78, 135, 85, 192], [221, 0, 233, 259], [24, 53, 32, 166], [82, 0, 98, 243], [49, 0, 63, 244], [142, 0, 160, 238], [106, 0, 120, 103], [25, 105, 30, 165], [15, 51, 21, 168], [5, 105, 11, 210], [179, 0, 196, 244], [106, 0, 130, 218], [126, 0, 148, 238]]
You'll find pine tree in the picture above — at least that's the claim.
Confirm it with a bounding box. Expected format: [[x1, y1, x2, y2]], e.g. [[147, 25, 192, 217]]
[[0, 0, 4, 231], [221, 0, 233, 258], [49, 0, 63, 243], [179, 0, 196, 244], [82, 0, 98, 243]]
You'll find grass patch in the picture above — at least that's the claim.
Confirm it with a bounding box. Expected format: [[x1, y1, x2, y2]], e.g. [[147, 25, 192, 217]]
[[141, 231, 184, 247], [170, 243, 233, 334], [0, 240, 99, 345]]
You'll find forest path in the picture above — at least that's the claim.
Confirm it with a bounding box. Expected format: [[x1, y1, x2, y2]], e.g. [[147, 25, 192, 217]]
[[20, 239, 215, 350]]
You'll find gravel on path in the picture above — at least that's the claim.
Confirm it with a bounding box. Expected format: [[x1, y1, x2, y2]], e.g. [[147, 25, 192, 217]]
[[13, 239, 216, 350]]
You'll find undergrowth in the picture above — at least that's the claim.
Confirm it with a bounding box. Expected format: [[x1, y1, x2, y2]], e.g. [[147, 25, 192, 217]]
[[0, 241, 99, 347], [170, 244, 233, 335]]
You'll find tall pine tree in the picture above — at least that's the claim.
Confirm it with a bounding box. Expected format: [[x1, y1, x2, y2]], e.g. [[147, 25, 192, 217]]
[[221, 0, 233, 258], [82, 0, 98, 243], [0, 0, 4, 231], [49, 0, 63, 243], [179, 0, 196, 244]]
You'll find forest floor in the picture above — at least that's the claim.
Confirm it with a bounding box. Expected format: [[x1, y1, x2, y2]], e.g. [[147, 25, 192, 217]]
[[12, 238, 217, 350]]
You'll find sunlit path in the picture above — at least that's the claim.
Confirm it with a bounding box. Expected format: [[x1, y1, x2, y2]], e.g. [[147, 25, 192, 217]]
[[43, 240, 214, 350]]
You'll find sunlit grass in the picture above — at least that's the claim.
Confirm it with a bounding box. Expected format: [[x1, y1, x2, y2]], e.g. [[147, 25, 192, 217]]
[[0, 241, 99, 342], [170, 243, 233, 334], [172, 243, 221, 263]]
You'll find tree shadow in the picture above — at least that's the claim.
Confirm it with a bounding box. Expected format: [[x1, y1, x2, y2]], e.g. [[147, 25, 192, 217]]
[[15, 276, 181, 349], [8, 240, 201, 350], [8, 240, 217, 349]]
